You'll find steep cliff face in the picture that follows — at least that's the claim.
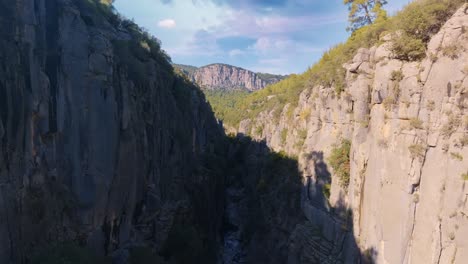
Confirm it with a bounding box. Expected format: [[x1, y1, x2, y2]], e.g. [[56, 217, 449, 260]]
[[237, 5, 468, 264], [0, 0, 224, 263], [175, 63, 285, 92]]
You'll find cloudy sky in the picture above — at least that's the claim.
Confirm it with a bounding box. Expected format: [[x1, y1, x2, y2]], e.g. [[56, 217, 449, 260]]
[[114, 0, 411, 74]]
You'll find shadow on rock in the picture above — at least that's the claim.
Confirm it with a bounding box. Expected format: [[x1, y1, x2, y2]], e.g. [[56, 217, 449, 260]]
[[219, 134, 378, 264]]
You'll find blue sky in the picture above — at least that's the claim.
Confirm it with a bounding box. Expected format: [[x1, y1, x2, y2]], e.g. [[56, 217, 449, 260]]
[[114, 0, 411, 74]]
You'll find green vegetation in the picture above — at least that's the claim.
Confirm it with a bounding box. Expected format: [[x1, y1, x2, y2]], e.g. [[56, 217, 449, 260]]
[[328, 139, 352, 189], [323, 183, 331, 199], [32, 243, 111, 264], [256, 72, 288, 83], [173, 64, 198, 76], [281, 129, 288, 144], [344, 0, 388, 32], [383, 96, 396, 110], [457, 134, 468, 147], [255, 125, 264, 136], [391, 34, 426, 61], [441, 114, 460, 138], [299, 108, 311, 121], [462, 171, 468, 181], [219, 73, 310, 125], [204, 90, 250, 122], [450, 152, 463, 161], [441, 44, 460, 59], [391, 0, 464, 60], [409, 144, 427, 160], [390, 70, 404, 82], [212, 0, 464, 128], [409, 118, 424, 129], [295, 129, 308, 149]]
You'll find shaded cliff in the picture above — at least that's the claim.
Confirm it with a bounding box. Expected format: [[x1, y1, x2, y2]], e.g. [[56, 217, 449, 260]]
[[2, 0, 466, 264], [0, 0, 225, 263], [233, 4, 468, 264], [174, 63, 286, 92]]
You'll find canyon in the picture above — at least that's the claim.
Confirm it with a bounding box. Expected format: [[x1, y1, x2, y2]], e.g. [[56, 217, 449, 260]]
[[0, 0, 467, 264]]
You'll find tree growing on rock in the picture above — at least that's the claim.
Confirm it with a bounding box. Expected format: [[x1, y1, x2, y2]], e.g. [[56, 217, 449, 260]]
[[344, 0, 388, 31]]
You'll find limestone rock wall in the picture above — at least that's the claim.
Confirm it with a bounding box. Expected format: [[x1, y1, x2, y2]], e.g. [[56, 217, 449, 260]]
[[238, 6, 468, 264], [0, 0, 224, 263], [182, 63, 282, 92]]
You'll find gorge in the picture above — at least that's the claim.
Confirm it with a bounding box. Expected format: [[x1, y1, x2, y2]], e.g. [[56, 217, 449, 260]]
[[0, 0, 467, 264]]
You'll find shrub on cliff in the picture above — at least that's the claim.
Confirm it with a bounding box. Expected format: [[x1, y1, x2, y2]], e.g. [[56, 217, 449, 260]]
[[217, 0, 465, 128], [328, 139, 352, 189], [390, 0, 464, 60]]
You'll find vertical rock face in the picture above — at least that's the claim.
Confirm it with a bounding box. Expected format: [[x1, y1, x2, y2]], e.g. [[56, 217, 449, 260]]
[[0, 0, 224, 263], [175, 63, 285, 91], [236, 5, 468, 264]]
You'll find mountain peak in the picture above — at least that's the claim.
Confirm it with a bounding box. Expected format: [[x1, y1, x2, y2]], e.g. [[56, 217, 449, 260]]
[[173, 63, 286, 92]]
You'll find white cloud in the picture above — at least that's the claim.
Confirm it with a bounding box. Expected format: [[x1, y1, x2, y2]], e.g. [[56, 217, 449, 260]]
[[158, 19, 177, 28]]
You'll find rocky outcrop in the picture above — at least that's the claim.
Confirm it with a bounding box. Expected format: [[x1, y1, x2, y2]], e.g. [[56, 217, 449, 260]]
[[236, 5, 468, 264], [0, 0, 224, 263], [175, 63, 285, 91]]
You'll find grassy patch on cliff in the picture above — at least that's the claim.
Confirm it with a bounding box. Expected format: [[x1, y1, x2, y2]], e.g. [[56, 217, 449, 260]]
[[216, 0, 464, 128], [328, 139, 351, 189]]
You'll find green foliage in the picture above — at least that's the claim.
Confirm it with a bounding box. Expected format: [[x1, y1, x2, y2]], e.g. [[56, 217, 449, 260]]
[[462, 171, 468, 181], [391, 0, 464, 60], [299, 108, 311, 121], [295, 129, 308, 149], [383, 96, 396, 110], [457, 134, 468, 147], [281, 129, 288, 144], [204, 90, 250, 122], [450, 152, 463, 161], [322, 183, 331, 199], [256, 72, 288, 83], [328, 139, 352, 189], [409, 118, 424, 129], [32, 243, 111, 264], [173, 64, 199, 76], [391, 32, 427, 60], [441, 44, 460, 59], [409, 144, 426, 160], [254, 125, 264, 136], [390, 70, 404, 82], [225, 73, 308, 125], [441, 114, 460, 138], [344, 0, 388, 32]]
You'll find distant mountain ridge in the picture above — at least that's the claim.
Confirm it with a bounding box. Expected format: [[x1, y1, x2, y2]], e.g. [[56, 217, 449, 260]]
[[173, 63, 287, 91]]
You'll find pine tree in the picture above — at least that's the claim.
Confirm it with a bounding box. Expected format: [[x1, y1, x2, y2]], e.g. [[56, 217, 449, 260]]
[[344, 0, 388, 31]]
